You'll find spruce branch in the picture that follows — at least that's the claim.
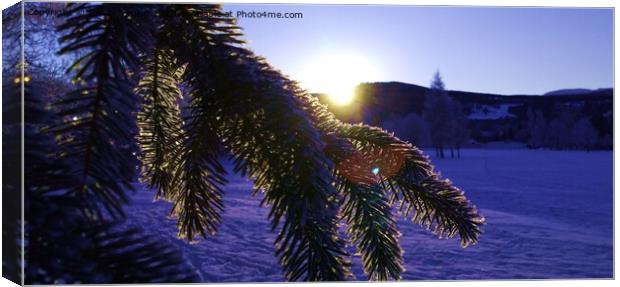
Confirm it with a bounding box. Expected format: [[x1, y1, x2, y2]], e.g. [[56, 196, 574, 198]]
[[136, 48, 185, 201], [10, 74, 200, 284], [298, 92, 484, 247], [327, 136, 404, 280], [156, 5, 352, 280], [45, 3, 485, 281], [336, 124, 485, 247], [167, 90, 227, 241], [26, 196, 201, 284], [213, 56, 352, 282], [55, 3, 152, 218], [342, 184, 404, 280], [149, 5, 235, 241]]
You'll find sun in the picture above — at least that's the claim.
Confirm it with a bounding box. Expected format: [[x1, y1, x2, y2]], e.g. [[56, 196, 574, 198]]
[[299, 53, 380, 105]]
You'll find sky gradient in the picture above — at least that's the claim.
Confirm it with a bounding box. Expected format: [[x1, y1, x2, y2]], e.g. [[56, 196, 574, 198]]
[[224, 4, 613, 95]]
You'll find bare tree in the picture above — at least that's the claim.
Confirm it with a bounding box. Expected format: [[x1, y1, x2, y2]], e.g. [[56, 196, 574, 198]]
[[570, 117, 598, 151], [449, 100, 469, 158], [424, 71, 453, 158], [545, 105, 578, 149], [527, 109, 547, 149]]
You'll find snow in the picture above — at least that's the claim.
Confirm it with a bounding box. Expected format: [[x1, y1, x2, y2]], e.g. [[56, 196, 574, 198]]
[[123, 149, 613, 281], [468, 104, 518, 120]]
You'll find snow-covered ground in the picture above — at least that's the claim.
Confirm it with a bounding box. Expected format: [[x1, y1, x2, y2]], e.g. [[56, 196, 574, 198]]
[[123, 149, 613, 282], [468, 104, 518, 120]]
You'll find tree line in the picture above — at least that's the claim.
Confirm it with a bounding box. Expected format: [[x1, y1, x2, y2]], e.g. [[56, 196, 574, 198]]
[[382, 71, 610, 156], [523, 105, 609, 151]]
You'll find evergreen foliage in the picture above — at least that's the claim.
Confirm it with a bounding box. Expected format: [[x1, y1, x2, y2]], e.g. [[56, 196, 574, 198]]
[[54, 3, 152, 218], [12, 3, 485, 283], [3, 69, 200, 284], [136, 48, 185, 200]]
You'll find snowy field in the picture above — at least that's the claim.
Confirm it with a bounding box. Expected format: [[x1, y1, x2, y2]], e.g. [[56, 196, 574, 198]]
[[123, 149, 613, 282]]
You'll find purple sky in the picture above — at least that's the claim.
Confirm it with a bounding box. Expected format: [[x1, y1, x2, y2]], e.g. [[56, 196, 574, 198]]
[[224, 4, 613, 95]]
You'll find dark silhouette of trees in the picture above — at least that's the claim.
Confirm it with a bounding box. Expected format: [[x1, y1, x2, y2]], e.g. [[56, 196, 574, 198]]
[[424, 72, 452, 158], [449, 100, 469, 158], [526, 108, 548, 148], [424, 71, 469, 159], [525, 105, 602, 150], [571, 117, 598, 151]]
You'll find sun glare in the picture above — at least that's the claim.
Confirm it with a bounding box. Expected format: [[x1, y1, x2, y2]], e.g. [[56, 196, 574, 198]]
[[299, 53, 380, 105]]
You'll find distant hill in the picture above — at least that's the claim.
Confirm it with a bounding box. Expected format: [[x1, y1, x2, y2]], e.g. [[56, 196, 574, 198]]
[[544, 88, 593, 96], [315, 81, 613, 144]]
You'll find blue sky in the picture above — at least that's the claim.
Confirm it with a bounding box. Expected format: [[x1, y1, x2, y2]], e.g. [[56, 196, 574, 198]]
[[224, 4, 613, 95]]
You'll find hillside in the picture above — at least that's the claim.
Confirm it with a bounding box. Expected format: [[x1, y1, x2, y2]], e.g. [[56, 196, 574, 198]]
[[315, 82, 613, 145], [544, 89, 594, 96]]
